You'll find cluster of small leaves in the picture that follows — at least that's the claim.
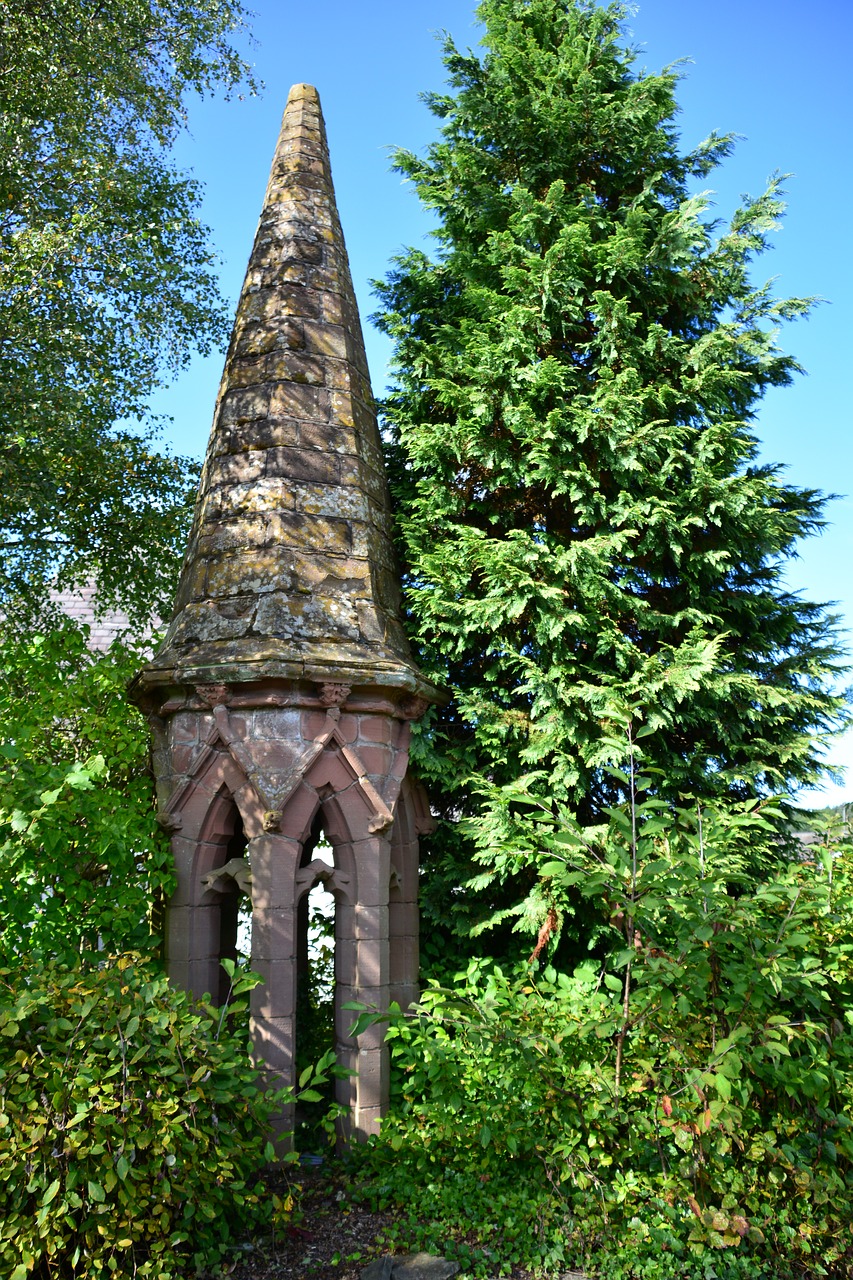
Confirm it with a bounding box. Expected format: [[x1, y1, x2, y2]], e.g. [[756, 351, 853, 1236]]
[[0, 618, 172, 963], [0, 953, 286, 1280], [376, 0, 849, 895], [351, 797, 853, 1278], [0, 0, 258, 622]]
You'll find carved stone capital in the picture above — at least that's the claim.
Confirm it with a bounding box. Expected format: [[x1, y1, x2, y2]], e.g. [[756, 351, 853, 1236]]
[[195, 682, 231, 708], [318, 680, 351, 707], [399, 694, 430, 721], [156, 810, 182, 832]]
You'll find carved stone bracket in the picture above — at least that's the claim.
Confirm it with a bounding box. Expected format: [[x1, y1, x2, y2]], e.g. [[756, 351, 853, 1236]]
[[201, 857, 252, 895], [319, 681, 351, 708], [295, 858, 352, 900], [399, 694, 430, 721], [156, 810, 183, 832], [195, 683, 231, 708]]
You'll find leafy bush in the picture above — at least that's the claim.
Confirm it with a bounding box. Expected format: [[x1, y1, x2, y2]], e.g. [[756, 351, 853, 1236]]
[[0, 621, 173, 964], [0, 954, 297, 1279], [351, 799, 853, 1278]]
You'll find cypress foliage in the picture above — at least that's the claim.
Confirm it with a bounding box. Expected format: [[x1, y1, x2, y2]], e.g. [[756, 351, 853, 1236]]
[[376, 0, 848, 861]]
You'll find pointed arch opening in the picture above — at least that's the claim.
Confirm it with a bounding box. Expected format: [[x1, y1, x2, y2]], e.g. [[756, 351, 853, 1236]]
[[294, 809, 337, 1148], [195, 785, 251, 1006]]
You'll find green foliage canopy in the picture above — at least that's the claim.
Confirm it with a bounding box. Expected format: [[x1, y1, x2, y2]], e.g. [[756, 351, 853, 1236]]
[[0, 0, 256, 622], [377, 0, 848, 829], [0, 621, 171, 964]]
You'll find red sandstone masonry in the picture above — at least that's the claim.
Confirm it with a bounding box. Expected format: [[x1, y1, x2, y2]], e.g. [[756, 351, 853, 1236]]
[[131, 84, 445, 1147]]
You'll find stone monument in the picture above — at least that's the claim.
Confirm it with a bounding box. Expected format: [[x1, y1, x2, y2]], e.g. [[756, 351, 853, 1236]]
[[130, 84, 443, 1142]]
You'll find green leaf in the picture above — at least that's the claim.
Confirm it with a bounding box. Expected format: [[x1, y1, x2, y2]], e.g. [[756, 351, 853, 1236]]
[[42, 1177, 61, 1205]]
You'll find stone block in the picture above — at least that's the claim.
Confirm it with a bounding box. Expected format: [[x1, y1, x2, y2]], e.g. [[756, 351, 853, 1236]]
[[302, 318, 348, 359], [168, 743, 196, 776], [357, 716, 395, 745], [337, 454, 364, 488], [360, 462, 391, 505], [291, 481, 368, 522], [374, 564, 403, 612], [278, 781, 321, 844], [221, 476, 295, 517], [390, 935, 419, 987], [258, 259, 309, 289], [228, 417, 298, 453], [322, 291, 345, 326], [352, 851, 392, 908], [250, 835, 301, 903], [310, 748, 357, 794], [353, 903, 389, 942], [205, 551, 293, 599], [207, 450, 267, 488], [250, 1014, 295, 1079], [298, 419, 358, 455], [224, 355, 269, 391], [354, 745, 393, 777], [301, 710, 329, 740], [234, 783, 268, 840], [389, 743, 410, 782], [234, 323, 278, 358], [334, 714, 358, 744], [217, 385, 271, 428], [252, 958, 297, 1018], [196, 516, 271, 559], [171, 715, 199, 746], [270, 380, 330, 422], [329, 389, 356, 428], [253, 708, 303, 741], [354, 937, 390, 992], [282, 236, 323, 265], [265, 350, 325, 385], [356, 602, 388, 644], [351, 1104, 383, 1142], [267, 511, 352, 555], [165, 904, 193, 959], [251, 906, 297, 962], [186, 952, 227, 1004], [265, 445, 339, 484], [275, 167, 328, 194], [170, 602, 254, 646], [334, 998, 361, 1045], [354, 1015, 388, 1053], [167, 960, 190, 993], [253, 592, 356, 643], [307, 262, 344, 293], [348, 522, 372, 559], [249, 282, 321, 323]]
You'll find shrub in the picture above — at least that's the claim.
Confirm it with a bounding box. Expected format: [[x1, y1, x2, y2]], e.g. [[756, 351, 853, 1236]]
[[0, 624, 174, 966], [0, 954, 286, 1279], [350, 800, 853, 1279]]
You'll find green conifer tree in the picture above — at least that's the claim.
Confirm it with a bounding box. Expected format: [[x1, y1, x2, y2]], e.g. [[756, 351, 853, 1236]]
[[376, 0, 848, 928]]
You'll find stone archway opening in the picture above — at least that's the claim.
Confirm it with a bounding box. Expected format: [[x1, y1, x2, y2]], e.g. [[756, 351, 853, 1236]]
[[197, 787, 252, 1007], [295, 810, 337, 1148]]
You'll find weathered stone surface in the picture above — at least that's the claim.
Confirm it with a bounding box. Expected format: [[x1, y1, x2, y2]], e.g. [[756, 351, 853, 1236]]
[[361, 1255, 460, 1280], [133, 85, 442, 699]]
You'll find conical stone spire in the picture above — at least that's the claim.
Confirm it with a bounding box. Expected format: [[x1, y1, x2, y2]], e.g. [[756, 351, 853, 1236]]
[[134, 84, 435, 698]]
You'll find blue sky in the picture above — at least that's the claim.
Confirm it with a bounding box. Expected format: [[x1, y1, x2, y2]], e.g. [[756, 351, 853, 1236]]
[[153, 0, 853, 804]]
